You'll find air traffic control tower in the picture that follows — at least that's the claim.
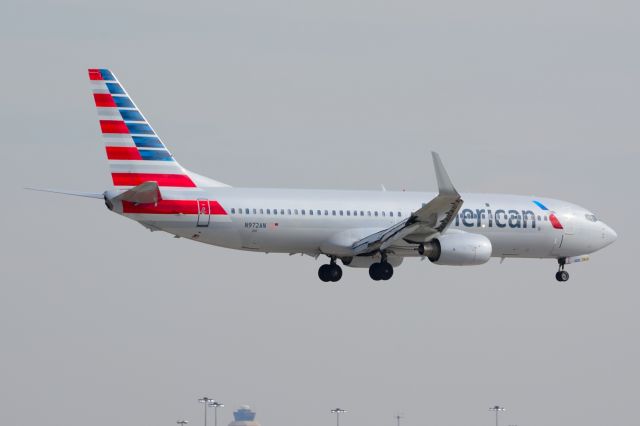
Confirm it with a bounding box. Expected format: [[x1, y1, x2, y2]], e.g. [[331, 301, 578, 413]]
[[228, 406, 260, 426]]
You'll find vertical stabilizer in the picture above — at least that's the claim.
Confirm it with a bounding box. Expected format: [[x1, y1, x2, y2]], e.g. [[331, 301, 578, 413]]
[[88, 69, 228, 188]]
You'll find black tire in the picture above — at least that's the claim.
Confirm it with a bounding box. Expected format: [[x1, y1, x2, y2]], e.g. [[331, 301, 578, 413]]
[[555, 270, 570, 282], [381, 262, 394, 280], [318, 264, 331, 282], [369, 263, 382, 281], [330, 264, 343, 282]]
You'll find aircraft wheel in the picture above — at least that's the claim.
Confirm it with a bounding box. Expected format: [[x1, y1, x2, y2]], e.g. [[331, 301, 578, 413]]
[[329, 264, 343, 282], [555, 270, 569, 282], [318, 264, 331, 282], [380, 262, 394, 280], [369, 263, 382, 281]]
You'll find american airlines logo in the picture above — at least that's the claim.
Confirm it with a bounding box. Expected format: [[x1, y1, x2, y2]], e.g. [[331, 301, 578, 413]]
[[454, 201, 563, 230]]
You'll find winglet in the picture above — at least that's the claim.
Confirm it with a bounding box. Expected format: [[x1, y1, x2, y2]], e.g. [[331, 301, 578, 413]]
[[431, 152, 458, 196]]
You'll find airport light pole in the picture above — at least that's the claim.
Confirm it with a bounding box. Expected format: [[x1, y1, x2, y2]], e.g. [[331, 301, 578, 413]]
[[331, 408, 347, 426], [199, 397, 215, 426], [208, 401, 224, 426], [177, 420, 189, 426], [395, 414, 403, 426], [489, 405, 506, 426]]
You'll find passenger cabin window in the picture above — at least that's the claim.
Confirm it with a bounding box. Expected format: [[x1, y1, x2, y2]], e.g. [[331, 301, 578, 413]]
[[390, 211, 394, 217], [280, 209, 285, 215], [253, 208, 257, 214], [231, 208, 236, 214], [302, 210, 306, 215], [309, 210, 314, 215], [347, 211, 350, 216], [398, 212, 402, 217], [294, 209, 298, 215], [273, 209, 277, 215], [324, 210, 328, 216], [332, 210, 336, 216], [260, 209, 264, 214], [367, 211, 371, 216]]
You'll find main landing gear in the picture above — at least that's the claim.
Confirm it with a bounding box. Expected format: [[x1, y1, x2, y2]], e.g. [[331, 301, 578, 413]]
[[369, 261, 394, 281], [318, 258, 343, 282], [555, 258, 570, 282]]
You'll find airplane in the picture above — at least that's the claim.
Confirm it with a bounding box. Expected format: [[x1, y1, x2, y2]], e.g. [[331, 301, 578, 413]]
[[29, 69, 618, 282]]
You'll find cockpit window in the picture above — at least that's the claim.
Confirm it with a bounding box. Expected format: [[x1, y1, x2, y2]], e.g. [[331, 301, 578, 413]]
[[585, 214, 598, 222]]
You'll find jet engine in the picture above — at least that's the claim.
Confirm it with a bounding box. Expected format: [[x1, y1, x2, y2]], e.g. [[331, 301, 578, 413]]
[[422, 232, 492, 266]]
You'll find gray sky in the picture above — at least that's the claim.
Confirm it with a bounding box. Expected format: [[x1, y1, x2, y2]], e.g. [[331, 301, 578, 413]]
[[1, 1, 638, 425]]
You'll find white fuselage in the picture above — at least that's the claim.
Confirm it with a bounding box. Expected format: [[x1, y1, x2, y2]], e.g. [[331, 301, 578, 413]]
[[112, 187, 617, 261]]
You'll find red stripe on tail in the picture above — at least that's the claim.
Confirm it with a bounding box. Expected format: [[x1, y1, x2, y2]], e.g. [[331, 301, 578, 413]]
[[111, 173, 196, 187], [100, 120, 129, 134], [94, 93, 116, 107], [106, 147, 142, 160], [88, 69, 103, 80]]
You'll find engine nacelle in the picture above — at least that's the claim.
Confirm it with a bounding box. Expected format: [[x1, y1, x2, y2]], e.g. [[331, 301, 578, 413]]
[[425, 232, 492, 266]]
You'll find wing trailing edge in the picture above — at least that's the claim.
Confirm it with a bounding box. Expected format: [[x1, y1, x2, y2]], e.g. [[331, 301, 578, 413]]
[[350, 152, 463, 256]]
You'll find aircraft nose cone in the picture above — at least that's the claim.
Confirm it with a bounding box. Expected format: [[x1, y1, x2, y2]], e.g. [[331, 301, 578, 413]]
[[602, 223, 617, 247]]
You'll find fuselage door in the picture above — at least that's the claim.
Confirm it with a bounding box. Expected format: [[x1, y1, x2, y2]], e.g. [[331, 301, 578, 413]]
[[197, 199, 210, 227]]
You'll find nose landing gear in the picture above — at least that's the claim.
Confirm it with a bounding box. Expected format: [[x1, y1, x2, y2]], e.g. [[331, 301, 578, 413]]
[[555, 258, 570, 282], [318, 258, 343, 282]]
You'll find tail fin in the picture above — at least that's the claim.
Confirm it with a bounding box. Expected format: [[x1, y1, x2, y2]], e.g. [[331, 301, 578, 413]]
[[88, 69, 228, 189]]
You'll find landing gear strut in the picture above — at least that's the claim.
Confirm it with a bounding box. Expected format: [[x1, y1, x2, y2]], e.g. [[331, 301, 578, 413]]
[[318, 258, 343, 282], [555, 258, 569, 282]]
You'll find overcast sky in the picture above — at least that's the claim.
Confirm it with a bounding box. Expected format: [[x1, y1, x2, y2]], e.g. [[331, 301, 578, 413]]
[[1, 1, 639, 426]]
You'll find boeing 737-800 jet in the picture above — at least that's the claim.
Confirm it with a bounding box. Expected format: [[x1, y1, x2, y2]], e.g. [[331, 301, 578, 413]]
[[31, 69, 617, 282]]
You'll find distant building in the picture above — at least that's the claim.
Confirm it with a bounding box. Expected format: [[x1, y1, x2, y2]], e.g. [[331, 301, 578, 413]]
[[228, 406, 260, 426]]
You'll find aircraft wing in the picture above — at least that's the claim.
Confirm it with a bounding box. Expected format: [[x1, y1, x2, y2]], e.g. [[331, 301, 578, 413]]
[[351, 152, 463, 256]]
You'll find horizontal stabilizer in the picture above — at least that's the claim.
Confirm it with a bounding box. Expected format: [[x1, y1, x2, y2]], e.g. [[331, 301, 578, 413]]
[[25, 187, 104, 199], [112, 181, 161, 204]]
